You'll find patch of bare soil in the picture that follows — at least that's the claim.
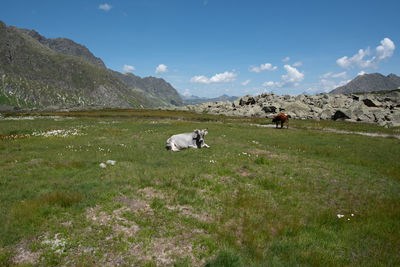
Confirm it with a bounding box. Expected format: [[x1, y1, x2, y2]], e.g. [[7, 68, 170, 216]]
[[129, 229, 206, 266], [12, 241, 40, 265], [86, 206, 140, 238], [83, 188, 209, 266], [116, 195, 154, 215], [137, 187, 166, 199], [166, 204, 213, 223], [238, 166, 253, 177]]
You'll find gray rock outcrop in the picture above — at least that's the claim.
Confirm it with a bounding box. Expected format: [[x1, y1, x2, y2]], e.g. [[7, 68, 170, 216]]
[[174, 91, 400, 127]]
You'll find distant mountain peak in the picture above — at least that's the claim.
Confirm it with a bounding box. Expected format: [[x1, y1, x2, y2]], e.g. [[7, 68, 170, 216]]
[[330, 73, 400, 94]]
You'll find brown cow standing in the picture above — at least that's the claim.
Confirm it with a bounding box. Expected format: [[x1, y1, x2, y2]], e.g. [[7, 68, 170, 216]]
[[272, 113, 289, 129]]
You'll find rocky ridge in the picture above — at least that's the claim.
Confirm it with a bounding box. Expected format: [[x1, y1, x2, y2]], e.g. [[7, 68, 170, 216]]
[[0, 20, 182, 110], [175, 90, 400, 127], [330, 73, 400, 94]]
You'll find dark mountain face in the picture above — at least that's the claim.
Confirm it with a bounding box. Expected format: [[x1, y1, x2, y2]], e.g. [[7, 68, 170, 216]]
[[330, 73, 400, 94], [16, 28, 107, 69], [0, 20, 182, 110]]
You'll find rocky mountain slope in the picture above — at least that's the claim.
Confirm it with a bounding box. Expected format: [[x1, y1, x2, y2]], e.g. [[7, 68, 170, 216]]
[[175, 90, 400, 126], [0, 20, 182, 110], [330, 73, 400, 94]]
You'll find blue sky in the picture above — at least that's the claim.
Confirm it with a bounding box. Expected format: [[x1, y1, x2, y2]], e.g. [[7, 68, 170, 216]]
[[1, 0, 399, 97]]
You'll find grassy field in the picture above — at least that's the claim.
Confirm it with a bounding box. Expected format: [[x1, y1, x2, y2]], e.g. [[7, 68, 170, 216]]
[[0, 110, 399, 266]]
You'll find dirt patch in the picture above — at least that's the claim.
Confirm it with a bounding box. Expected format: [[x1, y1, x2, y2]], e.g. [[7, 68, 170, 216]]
[[166, 205, 213, 223], [12, 242, 40, 265], [129, 230, 206, 266], [137, 187, 166, 199], [238, 166, 253, 177], [86, 205, 140, 238], [116, 195, 154, 215]]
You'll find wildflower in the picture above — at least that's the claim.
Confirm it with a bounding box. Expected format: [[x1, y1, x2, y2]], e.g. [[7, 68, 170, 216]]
[[106, 160, 116, 165], [99, 163, 107, 168], [337, 214, 344, 218]]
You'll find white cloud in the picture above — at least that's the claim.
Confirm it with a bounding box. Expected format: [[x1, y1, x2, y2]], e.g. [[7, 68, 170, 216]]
[[155, 64, 168, 74], [190, 71, 237, 84], [241, 80, 251, 86], [337, 38, 395, 69], [122, 64, 135, 73], [262, 81, 277, 87], [282, 56, 290, 62], [292, 61, 302, 67], [182, 89, 191, 96], [306, 79, 351, 94], [321, 71, 347, 79], [358, 70, 366, 76], [376, 38, 395, 60], [99, 3, 112, 11], [262, 65, 304, 88], [281, 64, 304, 86], [249, 63, 277, 73]]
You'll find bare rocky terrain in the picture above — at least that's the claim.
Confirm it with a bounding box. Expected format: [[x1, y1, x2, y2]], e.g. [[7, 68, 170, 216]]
[[176, 90, 400, 126]]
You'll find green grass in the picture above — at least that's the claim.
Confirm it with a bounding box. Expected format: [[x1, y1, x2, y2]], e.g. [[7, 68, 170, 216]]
[[0, 110, 400, 266]]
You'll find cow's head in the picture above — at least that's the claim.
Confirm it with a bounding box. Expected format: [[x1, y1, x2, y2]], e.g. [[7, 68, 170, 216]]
[[194, 129, 208, 147]]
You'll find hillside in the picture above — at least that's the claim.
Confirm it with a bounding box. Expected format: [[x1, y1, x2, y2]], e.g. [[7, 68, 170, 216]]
[[0, 21, 182, 110], [330, 73, 400, 94]]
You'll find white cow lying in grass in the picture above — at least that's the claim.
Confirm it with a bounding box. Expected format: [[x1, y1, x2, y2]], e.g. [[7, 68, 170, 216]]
[[166, 129, 210, 151]]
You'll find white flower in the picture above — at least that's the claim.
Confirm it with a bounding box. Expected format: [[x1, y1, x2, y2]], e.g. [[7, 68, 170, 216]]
[[337, 214, 344, 218], [99, 163, 107, 168], [351, 213, 354, 216]]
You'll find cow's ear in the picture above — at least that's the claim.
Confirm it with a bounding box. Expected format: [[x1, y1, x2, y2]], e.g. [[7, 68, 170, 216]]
[[194, 129, 200, 134], [203, 129, 208, 135]]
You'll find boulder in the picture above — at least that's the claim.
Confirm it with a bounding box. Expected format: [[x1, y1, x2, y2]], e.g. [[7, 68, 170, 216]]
[[362, 98, 380, 107], [261, 105, 277, 113], [332, 110, 350, 120], [239, 95, 256, 106]]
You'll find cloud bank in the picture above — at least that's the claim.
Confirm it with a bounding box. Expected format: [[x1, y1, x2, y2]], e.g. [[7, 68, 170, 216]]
[[249, 63, 277, 73], [336, 38, 395, 69], [263, 65, 304, 88], [191, 71, 237, 84]]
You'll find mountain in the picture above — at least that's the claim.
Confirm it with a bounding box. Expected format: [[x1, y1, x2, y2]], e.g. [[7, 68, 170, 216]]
[[330, 73, 400, 94], [182, 94, 238, 105], [112, 71, 183, 107], [0, 20, 182, 110]]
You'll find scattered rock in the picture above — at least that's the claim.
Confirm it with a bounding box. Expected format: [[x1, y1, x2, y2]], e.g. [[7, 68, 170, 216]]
[[173, 91, 400, 126]]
